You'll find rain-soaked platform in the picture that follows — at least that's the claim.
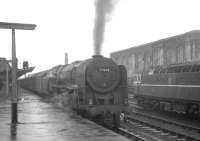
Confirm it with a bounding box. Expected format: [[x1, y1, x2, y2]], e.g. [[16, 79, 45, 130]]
[[0, 89, 129, 141]]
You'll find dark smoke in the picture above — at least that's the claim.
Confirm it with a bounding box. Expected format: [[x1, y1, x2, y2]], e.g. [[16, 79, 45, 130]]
[[93, 0, 118, 55]]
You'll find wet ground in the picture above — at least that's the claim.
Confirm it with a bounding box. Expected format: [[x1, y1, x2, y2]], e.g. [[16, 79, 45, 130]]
[[0, 89, 129, 141]]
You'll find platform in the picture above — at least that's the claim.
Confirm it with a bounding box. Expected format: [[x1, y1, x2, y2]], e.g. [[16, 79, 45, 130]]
[[0, 89, 129, 141]]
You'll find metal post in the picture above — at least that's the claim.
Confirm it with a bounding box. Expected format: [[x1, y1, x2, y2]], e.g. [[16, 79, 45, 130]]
[[11, 29, 18, 124], [6, 61, 9, 96]]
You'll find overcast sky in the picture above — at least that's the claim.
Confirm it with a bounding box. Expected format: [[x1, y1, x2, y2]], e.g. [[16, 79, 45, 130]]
[[0, 0, 200, 72]]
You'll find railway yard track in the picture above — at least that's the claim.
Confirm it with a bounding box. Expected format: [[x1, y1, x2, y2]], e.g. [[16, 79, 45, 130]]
[[118, 126, 149, 141], [120, 97, 200, 141], [125, 111, 200, 141]]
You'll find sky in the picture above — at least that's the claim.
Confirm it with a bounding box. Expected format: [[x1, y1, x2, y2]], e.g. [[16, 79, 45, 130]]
[[0, 0, 200, 72]]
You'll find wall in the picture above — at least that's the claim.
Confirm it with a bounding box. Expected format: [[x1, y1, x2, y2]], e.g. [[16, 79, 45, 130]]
[[111, 31, 200, 78]]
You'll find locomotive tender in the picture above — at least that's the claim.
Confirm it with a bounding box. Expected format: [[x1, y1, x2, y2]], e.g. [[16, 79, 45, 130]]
[[111, 30, 200, 117], [21, 55, 128, 127]]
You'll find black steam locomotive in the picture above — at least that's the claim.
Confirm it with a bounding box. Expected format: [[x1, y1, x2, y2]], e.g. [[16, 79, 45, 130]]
[[20, 55, 128, 127]]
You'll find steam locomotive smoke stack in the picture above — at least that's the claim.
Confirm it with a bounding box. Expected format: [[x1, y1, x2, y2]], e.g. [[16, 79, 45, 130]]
[[92, 54, 103, 58], [93, 0, 118, 55]]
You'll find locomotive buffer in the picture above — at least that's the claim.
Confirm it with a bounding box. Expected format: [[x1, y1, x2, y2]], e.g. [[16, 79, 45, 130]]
[[0, 22, 36, 124]]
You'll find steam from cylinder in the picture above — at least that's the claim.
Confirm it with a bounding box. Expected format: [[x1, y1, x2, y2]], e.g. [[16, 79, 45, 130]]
[[93, 0, 118, 55]]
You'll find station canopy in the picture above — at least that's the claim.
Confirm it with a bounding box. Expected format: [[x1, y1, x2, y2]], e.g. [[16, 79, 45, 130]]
[[0, 22, 36, 30]]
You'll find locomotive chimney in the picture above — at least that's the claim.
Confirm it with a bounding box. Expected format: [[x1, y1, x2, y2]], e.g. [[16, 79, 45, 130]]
[[65, 53, 68, 65], [92, 55, 103, 58]]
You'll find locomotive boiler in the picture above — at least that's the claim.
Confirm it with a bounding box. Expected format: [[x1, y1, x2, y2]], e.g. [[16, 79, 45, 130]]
[[21, 55, 128, 127]]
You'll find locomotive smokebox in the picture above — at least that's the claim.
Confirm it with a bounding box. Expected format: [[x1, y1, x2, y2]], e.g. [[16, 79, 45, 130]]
[[86, 56, 121, 93]]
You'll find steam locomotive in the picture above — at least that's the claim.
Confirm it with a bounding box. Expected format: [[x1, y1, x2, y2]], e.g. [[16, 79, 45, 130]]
[[20, 55, 128, 127]]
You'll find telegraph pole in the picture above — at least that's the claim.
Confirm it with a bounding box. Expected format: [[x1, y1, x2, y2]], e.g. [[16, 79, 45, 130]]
[[0, 22, 36, 124]]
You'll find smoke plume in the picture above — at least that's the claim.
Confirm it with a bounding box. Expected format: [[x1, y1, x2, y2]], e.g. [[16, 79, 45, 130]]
[[93, 0, 118, 55]]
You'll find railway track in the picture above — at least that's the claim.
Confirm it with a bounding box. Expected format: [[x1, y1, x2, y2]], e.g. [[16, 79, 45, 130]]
[[124, 110, 200, 141], [121, 94, 200, 140], [117, 127, 148, 141], [119, 121, 169, 141]]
